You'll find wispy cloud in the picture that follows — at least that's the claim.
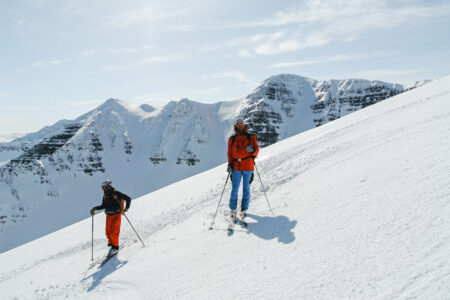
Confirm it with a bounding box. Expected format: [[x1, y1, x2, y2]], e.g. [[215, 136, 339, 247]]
[[269, 54, 366, 68], [237, 49, 252, 57], [104, 63, 138, 72], [80, 49, 96, 56], [144, 55, 185, 64], [341, 68, 428, 84], [206, 71, 254, 84], [227, 0, 450, 29], [0, 105, 42, 111], [237, 30, 330, 56], [197, 87, 225, 95], [346, 68, 426, 78], [32, 59, 67, 68], [67, 100, 103, 107], [129, 94, 173, 107], [103, 4, 193, 28], [229, 0, 450, 57], [105, 54, 186, 72], [106, 45, 152, 55]]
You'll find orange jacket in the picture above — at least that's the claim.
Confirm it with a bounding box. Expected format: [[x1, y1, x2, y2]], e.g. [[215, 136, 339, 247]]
[[227, 125, 259, 171]]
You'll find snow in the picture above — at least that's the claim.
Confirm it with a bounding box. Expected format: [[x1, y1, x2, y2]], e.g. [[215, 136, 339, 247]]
[[1, 75, 449, 299], [0, 75, 416, 253]]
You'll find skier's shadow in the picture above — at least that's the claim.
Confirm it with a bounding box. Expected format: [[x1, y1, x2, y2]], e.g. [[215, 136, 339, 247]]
[[245, 213, 297, 244], [83, 256, 128, 292]]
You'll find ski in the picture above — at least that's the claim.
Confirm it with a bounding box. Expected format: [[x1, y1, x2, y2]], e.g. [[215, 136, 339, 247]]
[[88, 245, 123, 269], [99, 251, 119, 267], [227, 214, 237, 233], [239, 220, 248, 227], [88, 257, 104, 270]]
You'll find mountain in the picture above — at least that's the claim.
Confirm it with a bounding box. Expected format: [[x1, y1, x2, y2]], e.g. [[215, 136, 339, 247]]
[[0, 75, 422, 253], [0, 75, 448, 299], [240, 74, 404, 146]]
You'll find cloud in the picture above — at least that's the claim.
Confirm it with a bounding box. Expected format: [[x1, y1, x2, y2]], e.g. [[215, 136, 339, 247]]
[[346, 68, 426, 78], [228, 0, 450, 29], [198, 87, 225, 95], [206, 71, 253, 84], [144, 55, 185, 64], [0, 105, 42, 111], [102, 4, 195, 28], [106, 45, 152, 55], [226, 0, 450, 57], [67, 100, 103, 107], [32, 59, 67, 68], [237, 49, 252, 57], [128, 94, 173, 107], [105, 54, 186, 72], [269, 54, 366, 68], [81, 49, 96, 56], [104, 62, 138, 72], [239, 30, 330, 56], [340, 68, 428, 84]]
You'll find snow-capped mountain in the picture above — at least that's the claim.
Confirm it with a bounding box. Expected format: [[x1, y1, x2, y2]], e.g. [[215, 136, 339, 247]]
[[0, 74, 422, 253], [240, 74, 404, 147], [0, 75, 448, 299]]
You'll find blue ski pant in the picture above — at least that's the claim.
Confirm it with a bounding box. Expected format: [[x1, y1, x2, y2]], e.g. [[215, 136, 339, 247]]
[[229, 170, 253, 211]]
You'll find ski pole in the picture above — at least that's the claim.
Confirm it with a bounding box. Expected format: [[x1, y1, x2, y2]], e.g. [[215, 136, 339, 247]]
[[254, 160, 276, 217], [123, 212, 146, 247], [209, 172, 231, 230], [91, 214, 94, 261], [113, 197, 146, 247]]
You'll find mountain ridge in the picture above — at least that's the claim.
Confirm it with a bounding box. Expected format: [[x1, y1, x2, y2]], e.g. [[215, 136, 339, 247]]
[[0, 74, 430, 252], [0, 75, 448, 298]]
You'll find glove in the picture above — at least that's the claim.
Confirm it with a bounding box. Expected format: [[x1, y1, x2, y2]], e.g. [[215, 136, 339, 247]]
[[227, 163, 233, 173], [121, 208, 128, 215], [246, 145, 254, 153], [90, 208, 96, 215]]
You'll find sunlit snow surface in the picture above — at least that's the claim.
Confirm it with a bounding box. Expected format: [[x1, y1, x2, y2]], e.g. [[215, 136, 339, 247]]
[[0, 76, 449, 299]]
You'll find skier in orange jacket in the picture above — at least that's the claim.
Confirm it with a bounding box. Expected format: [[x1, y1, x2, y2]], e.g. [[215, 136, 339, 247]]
[[90, 180, 131, 257], [227, 118, 259, 222]]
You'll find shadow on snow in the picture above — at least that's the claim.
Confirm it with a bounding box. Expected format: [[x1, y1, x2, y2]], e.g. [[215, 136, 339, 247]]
[[245, 214, 297, 244], [82, 256, 128, 292]]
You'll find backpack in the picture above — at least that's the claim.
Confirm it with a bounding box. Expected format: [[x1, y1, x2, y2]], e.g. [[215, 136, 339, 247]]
[[229, 131, 257, 147], [229, 132, 257, 184]]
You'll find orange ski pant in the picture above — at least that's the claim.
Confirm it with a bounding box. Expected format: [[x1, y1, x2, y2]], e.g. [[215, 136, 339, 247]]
[[105, 214, 121, 247]]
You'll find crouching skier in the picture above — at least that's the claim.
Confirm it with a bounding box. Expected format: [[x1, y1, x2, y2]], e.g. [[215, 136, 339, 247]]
[[90, 180, 131, 257]]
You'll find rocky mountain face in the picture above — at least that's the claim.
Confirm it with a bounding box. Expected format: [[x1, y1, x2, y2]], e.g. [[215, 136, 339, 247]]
[[0, 74, 426, 252], [239, 75, 406, 147]]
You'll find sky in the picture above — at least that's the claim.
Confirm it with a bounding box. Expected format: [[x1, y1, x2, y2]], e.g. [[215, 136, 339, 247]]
[[1, 0, 449, 136]]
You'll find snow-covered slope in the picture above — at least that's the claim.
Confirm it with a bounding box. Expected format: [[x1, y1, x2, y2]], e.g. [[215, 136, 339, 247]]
[[0, 75, 419, 253], [0, 75, 448, 299], [0, 98, 237, 252]]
